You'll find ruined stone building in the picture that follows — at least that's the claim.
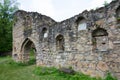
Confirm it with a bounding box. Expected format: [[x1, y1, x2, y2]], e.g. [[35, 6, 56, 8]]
[[13, 0, 120, 79]]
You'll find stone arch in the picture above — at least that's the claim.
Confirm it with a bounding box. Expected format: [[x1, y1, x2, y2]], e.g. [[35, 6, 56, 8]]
[[76, 16, 87, 31], [56, 34, 65, 51], [92, 28, 109, 51], [21, 38, 36, 62]]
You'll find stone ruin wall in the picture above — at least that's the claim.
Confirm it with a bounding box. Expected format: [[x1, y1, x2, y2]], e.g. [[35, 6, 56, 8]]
[[13, 0, 120, 79]]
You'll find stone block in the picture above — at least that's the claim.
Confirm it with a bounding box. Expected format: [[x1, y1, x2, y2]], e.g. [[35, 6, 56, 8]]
[[97, 61, 109, 72]]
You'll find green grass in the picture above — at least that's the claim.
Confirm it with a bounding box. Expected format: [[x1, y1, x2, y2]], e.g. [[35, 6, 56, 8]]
[[0, 57, 117, 80], [33, 66, 102, 80], [0, 57, 40, 80]]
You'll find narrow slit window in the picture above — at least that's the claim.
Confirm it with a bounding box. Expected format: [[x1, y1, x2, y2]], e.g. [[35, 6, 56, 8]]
[[42, 28, 48, 38]]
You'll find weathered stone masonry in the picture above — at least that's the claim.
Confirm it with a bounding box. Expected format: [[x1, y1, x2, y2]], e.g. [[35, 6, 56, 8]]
[[13, 0, 120, 79]]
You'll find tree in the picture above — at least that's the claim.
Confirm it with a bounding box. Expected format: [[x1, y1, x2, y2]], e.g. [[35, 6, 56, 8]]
[[0, 0, 19, 52], [103, 1, 109, 6]]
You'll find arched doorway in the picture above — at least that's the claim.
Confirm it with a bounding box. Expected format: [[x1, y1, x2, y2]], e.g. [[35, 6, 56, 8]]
[[21, 38, 36, 64]]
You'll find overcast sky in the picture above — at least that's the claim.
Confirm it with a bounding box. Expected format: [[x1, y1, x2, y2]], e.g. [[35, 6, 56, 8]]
[[17, 0, 112, 22]]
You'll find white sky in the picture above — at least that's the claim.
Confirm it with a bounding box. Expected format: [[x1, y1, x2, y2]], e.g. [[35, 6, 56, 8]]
[[17, 0, 112, 22]]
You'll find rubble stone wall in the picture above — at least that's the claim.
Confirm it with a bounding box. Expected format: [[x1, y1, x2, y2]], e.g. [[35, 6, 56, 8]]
[[13, 0, 120, 79]]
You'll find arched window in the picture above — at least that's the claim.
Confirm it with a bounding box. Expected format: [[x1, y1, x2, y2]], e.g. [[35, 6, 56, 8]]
[[92, 28, 108, 51], [116, 6, 120, 23], [116, 6, 120, 18], [76, 17, 87, 31], [56, 34, 64, 51], [42, 28, 48, 38]]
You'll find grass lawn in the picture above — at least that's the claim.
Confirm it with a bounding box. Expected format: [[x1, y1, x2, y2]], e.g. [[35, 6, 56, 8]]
[[0, 56, 117, 80], [0, 57, 39, 80]]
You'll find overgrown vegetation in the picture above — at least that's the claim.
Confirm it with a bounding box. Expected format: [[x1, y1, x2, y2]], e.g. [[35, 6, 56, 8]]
[[0, 0, 18, 52], [0, 57, 117, 80]]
